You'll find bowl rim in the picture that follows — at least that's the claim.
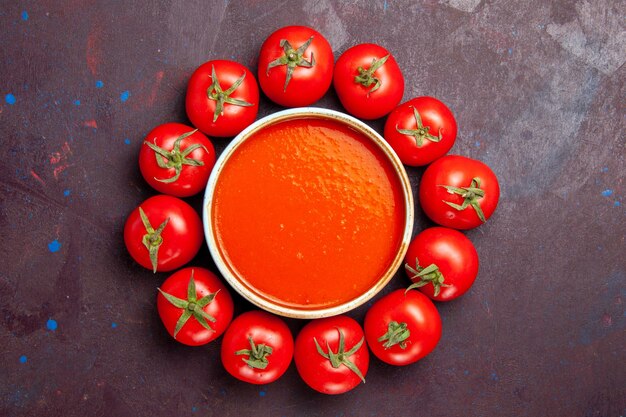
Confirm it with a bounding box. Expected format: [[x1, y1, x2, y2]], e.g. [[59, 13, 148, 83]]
[[202, 107, 414, 319]]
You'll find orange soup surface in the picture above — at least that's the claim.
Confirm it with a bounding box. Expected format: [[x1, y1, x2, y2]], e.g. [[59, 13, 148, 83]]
[[212, 118, 405, 309]]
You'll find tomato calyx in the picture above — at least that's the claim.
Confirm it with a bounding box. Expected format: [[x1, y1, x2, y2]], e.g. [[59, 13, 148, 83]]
[[157, 270, 219, 338], [143, 129, 208, 184], [440, 177, 486, 223], [139, 207, 170, 273], [354, 54, 390, 94], [235, 336, 274, 370], [378, 321, 410, 350], [396, 106, 443, 147], [266, 36, 316, 92], [314, 328, 366, 383], [206, 65, 254, 123], [405, 258, 450, 297]]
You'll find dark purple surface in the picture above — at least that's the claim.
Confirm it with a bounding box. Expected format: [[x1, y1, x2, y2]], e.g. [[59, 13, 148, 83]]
[[1, 1, 624, 416]]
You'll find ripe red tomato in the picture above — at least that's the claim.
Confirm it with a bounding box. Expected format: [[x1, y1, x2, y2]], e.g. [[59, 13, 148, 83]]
[[123, 195, 203, 272], [186, 60, 259, 137], [404, 227, 479, 301], [221, 310, 294, 384], [157, 267, 233, 346], [333, 43, 404, 120], [258, 26, 333, 107], [294, 315, 368, 395], [384, 97, 457, 166], [419, 155, 500, 229], [138, 123, 216, 197], [364, 289, 441, 366]]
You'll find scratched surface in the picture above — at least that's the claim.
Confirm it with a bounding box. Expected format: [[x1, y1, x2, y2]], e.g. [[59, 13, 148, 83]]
[[1, 1, 625, 416]]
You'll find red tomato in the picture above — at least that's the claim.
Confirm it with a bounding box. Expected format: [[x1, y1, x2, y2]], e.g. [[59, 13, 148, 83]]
[[364, 289, 441, 366], [258, 26, 333, 107], [123, 195, 203, 272], [186, 60, 259, 137], [404, 227, 479, 301], [294, 315, 368, 395], [138, 123, 216, 197], [221, 311, 294, 384], [419, 155, 500, 229], [333, 43, 404, 120], [384, 97, 457, 166], [157, 267, 233, 346]]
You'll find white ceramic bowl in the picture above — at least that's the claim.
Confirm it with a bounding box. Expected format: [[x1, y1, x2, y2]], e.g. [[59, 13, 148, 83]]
[[203, 108, 414, 318]]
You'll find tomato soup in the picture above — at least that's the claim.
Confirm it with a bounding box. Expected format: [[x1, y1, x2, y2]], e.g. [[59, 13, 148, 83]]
[[210, 115, 408, 312]]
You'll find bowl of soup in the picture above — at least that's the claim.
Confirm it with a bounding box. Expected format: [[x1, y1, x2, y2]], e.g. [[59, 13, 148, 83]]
[[203, 108, 414, 318]]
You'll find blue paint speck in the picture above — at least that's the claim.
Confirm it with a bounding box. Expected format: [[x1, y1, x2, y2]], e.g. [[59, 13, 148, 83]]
[[74, 99, 80, 106], [120, 91, 130, 102], [507, 48, 513, 55], [48, 239, 61, 253], [63, 189, 71, 197], [19, 355, 27, 363], [464, 370, 469, 375], [95, 80, 104, 88], [124, 138, 131, 145], [46, 319, 58, 331], [601, 189, 614, 197], [21, 11, 29, 21], [259, 389, 266, 397], [474, 141, 481, 147], [192, 406, 197, 412], [111, 322, 118, 328], [490, 372, 499, 381], [383, 0, 388, 12], [615, 201, 621, 207], [5, 93, 16, 105], [601, 167, 608, 173]]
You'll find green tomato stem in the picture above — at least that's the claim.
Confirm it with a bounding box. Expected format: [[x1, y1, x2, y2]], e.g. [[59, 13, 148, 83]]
[[206, 65, 253, 123], [235, 337, 273, 370], [405, 257, 450, 297], [354, 54, 390, 94], [395, 106, 442, 147], [266, 36, 316, 92], [439, 177, 487, 222], [377, 321, 410, 349], [143, 129, 208, 184], [157, 270, 218, 338], [314, 328, 365, 383]]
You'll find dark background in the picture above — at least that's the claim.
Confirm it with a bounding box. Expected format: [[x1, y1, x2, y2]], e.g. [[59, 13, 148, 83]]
[[1, 1, 624, 416]]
